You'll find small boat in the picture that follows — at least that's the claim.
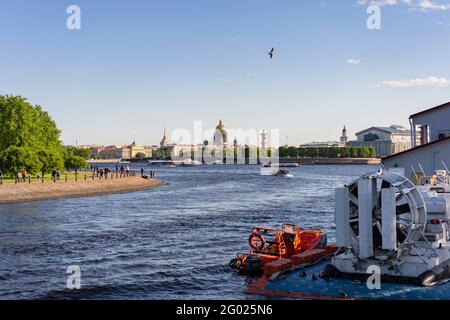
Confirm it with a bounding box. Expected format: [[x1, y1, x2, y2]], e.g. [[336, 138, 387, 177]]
[[274, 169, 293, 177], [148, 160, 177, 168], [229, 224, 327, 275], [262, 162, 299, 168], [181, 159, 202, 167]]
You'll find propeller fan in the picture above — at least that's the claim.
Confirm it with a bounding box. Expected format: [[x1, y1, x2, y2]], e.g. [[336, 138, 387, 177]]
[[336, 170, 427, 259]]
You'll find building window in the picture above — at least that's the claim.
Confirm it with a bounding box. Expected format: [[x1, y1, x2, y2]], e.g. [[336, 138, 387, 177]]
[[364, 133, 379, 142]]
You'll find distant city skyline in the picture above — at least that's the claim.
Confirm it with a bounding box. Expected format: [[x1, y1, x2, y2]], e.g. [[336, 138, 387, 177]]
[[1, 0, 449, 146]]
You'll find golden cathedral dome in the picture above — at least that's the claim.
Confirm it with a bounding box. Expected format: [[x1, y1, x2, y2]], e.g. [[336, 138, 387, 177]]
[[214, 120, 228, 145], [216, 120, 226, 132]]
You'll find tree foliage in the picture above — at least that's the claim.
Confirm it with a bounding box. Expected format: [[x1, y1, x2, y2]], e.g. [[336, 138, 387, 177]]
[[0, 146, 42, 175], [134, 152, 146, 160], [64, 155, 89, 172], [279, 146, 377, 158], [65, 147, 93, 160], [0, 95, 65, 175]]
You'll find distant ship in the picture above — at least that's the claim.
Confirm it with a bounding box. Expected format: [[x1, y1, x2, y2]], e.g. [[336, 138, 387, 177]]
[[181, 159, 202, 167], [148, 160, 177, 168]]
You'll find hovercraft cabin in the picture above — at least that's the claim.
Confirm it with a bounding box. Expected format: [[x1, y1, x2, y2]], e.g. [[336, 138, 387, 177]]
[[383, 101, 450, 184]]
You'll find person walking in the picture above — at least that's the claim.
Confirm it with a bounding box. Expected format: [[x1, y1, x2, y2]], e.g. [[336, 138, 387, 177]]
[[126, 165, 130, 177]]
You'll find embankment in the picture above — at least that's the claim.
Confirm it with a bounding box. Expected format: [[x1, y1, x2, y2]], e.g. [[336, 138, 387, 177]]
[[279, 158, 381, 165], [0, 176, 163, 204]]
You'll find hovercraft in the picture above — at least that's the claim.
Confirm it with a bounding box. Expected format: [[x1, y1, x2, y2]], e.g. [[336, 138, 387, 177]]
[[230, 224, 327, 275]]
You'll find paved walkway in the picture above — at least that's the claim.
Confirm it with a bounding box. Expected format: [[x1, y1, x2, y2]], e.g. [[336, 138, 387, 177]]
[[0, 176, 163, 204]]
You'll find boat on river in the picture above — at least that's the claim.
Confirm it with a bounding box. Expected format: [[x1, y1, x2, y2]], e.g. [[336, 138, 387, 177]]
[[229, 224, 327, 275], [148, 160, 177, 168], [260, 166, 293, 177], [181, 159, 202, 167], [246, 168, 450, 299]]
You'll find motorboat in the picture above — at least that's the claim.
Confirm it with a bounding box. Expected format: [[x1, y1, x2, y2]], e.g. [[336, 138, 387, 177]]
[[181, 159, 202, 167], [229, 224, 327, 275], [260, 166, 293, 177], [148, 160, 177, 168], [274, 169, 293, 178]]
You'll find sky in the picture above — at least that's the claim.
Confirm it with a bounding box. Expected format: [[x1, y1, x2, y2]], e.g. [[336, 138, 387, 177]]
[[1, 0, 450, 146]]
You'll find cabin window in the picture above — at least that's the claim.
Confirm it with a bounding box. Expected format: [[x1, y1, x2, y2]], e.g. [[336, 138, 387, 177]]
[[411, 172, 424, 185], [430, 187, 445, 194]]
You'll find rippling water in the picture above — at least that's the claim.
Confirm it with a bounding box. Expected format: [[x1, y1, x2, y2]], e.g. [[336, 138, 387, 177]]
[[0, 164, 377, 300]]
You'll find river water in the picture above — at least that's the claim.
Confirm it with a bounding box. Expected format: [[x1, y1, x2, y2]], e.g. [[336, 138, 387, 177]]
[[0, 164, 377, 300]]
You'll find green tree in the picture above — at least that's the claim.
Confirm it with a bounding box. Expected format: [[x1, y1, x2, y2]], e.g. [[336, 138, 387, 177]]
[[0, 146, 42, 176], [287, 146, 298, 158], [0, 95, 64, 174], [134, 152, 146, 160], [37, 149, 64, 177], [349, 147, 358, 158], [64, 155, 89, 173], [66, 147, 92, 160], [279, 146, 288, 158], [340, 147, 349, 158]]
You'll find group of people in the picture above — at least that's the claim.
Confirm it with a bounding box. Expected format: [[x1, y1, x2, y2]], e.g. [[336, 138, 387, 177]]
[[51, 169, 61, 181], [140, 168, 157, 180], [15, 169, 31, 182], [90, 165, 133, 179]]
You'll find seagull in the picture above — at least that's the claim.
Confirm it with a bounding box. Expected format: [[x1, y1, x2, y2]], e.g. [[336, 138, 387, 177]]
[[268, 48, 275, 59]]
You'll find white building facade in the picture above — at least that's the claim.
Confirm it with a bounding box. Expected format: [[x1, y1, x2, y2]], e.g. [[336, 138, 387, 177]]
[[347, 125, 414, 157], [383, 102, 450, 184]]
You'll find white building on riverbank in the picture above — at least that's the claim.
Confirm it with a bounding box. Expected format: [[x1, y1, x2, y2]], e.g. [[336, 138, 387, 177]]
[[383, 101, 450, 184]]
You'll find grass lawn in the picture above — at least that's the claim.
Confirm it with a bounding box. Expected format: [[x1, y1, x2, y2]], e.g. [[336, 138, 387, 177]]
[[0, 170, 103, 184]]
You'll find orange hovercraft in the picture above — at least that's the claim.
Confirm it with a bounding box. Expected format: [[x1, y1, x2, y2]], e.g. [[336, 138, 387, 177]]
[[229, 224, 327, 275]]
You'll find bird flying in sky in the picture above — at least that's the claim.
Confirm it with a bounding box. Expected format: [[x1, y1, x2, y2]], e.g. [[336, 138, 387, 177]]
[[268, 48, 275, 59]]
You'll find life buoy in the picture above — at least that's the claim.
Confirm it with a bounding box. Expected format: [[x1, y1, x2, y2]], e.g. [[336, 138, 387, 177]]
[[249, 233, 265, 251]]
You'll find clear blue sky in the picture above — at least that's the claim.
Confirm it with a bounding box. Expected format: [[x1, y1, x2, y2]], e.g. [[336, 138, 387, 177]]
[[1, 0, 449, 146]]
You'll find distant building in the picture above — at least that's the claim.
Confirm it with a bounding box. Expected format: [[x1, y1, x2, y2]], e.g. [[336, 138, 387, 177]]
[[157, 127, 193, 159], [300, 126, 347, 149], [214, 120, 228, 146], [261, 130, 268, 149], [383, 102, 450, 184], [86, 145, 104, 157], [129, 141, 152, 158], [160, 127, 170, 148], [97, 142, 151, 160], [99, 145, 130, 159], [300, 141, 341, 148], [340, 126, 348, 147], [347, 125, 414, 157]]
